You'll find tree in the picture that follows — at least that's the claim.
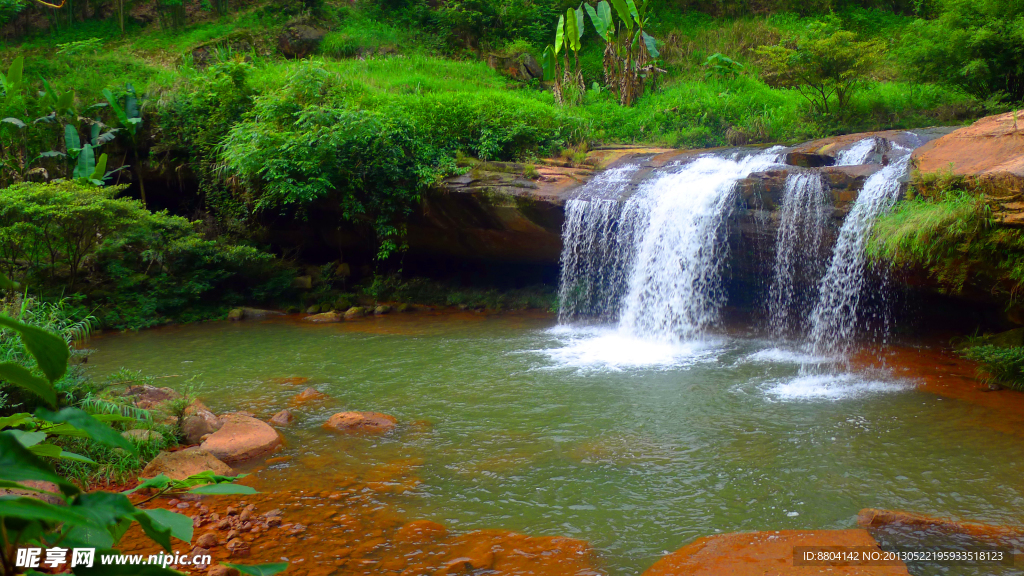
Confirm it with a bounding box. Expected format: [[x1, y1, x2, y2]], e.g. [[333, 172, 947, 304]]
[[756, 22, 881, 116]]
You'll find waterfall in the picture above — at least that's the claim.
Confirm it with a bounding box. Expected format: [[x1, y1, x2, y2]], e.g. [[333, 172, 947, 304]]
[[557, 164, 642, 323], [835, 137, 880, 166], [807, 149, 912, 358], [767, 172, 830, 339], [558, 148, 783, 342]]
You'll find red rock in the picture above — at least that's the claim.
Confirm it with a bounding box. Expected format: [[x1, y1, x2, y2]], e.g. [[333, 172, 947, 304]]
[[323, 411, 397, 434], [196, 532, 219, 548], [292, 388, 328, 405], [268, 409, 294, 426], [142, 448, 234, 480], [182, 409, 224, 445], [200, 413, 283, 465], [226, 538, 250, 557], [642, 530, 907, 575], [913, 112, 1024, 193], [857, 508, 1024, 540], [395, 520, 448, 543]]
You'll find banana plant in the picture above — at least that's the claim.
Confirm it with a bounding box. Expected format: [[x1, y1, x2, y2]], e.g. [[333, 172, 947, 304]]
[[103, 83, 147, 205], [542, 5, 587, 105], [585, 0, 663, 106]]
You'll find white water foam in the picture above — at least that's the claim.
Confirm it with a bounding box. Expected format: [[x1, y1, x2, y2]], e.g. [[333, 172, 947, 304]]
[[835, 137, 879, 166], [745, 347, 834, 365], [538, 326, 723, 371], [765, 372, 912, 401]]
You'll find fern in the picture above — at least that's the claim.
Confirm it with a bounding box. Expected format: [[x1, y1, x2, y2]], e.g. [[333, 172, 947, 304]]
[[80, 394, 153, 421]]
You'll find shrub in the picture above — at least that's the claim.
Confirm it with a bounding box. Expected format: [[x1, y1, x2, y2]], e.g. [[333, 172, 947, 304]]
[[0, 181, 292, 329], [959, 345, 1024, 390]]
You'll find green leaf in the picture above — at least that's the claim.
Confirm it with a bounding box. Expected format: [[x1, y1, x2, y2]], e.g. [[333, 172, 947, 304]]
[[7, 55, 23, 87], [0, 273, 19, 290], [542, 45, 556, 81], [609, 0, 632, 29], [598, 1, 612, 35], [0, 315, 69, 383], [90, 153, 108, 182], [57, 449, 97, 464], [1, 117, 25, 128], [131, 510, 173, 552], [123, 474, 172, 494], [0, 362, 56, 407], [624, 0, 639, 23], [36, 407, 137, 454], [138, 508, 193, 544], [12, 430, 46, 448], [65, 124, 81, 151], [0, 432, 78, 495], [74, 143, 96, 179], [27, 443, 61, 458], [0, 412, 32, 428], [555, 14, 565, 54], [585, 3, 609, 41], [0, 497, 101, 529], [575, 6, 585, 42], [57, 90, 74, 112], [566, 8, 579, 52], [222, 563, 290, 576], [188, 483, 258, 495], [642, 31, 659, 58]]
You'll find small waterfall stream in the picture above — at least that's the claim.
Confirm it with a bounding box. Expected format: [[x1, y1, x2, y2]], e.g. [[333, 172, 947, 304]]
[[557, 148, 783, 342], [807, 147, 913, 358], [767, 172, 830, 339]]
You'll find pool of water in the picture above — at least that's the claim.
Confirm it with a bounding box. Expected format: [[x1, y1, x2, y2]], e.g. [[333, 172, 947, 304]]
[[88, 312, 1024, 574]]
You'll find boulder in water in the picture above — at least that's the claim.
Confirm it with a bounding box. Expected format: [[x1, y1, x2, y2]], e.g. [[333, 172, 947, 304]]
[[344, 306, 368, 319], [323, 411, 397, 434], [292, 387, 327, 405], [395, 520, 448, 543], [200, 414, 283, 465], [183, 409, 224, 445], [374, 305, 392, 315], [142, 447, 234, 480], [269, 409, 294, 426], [785, 152, 836, 168], [857, 508, 1024, 540], [304, 311, 341, 323]]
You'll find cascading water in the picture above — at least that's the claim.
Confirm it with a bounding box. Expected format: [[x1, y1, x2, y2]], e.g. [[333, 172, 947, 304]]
[[766, 172, 830, 339], [807, 146, 913, 358], [835, 137, 880, 166], [557, 164, 642, 324], [557, 148, 783, 343]]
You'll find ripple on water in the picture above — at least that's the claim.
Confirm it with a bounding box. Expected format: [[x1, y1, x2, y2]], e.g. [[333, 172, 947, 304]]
[[764, 372, 914, 401], [535, 325, 724, 371]]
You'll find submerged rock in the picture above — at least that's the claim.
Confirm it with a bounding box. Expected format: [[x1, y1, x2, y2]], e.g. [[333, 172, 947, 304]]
[[201, 414, 283, 465], [292, 387, 327, 405], [323, 411, 398, 434], [344, 306, 368, 319], [142, 447, 234, 480], [268, 409, 294, 427], [395, 520, 448, 543], [857, 508, 1024, 540], [643, 529, 907, 575], [304, 311, 342, 323]]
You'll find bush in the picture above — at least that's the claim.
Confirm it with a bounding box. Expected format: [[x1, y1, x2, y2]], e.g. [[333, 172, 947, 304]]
[[0, 181, 292, 329], [899, 0, 1024, 102], [959, 345, 1024, 390]]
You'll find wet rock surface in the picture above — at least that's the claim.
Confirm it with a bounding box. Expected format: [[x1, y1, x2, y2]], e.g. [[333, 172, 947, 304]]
[[323, 411, 398, 434], [643, 529, 908, 575], [200, 413, 283, 465], [857, 508, 1024, 540], [142, 447, 234, 480]]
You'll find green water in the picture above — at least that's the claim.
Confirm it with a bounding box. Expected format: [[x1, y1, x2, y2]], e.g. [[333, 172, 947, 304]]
[[87, 314, 1024, 574]]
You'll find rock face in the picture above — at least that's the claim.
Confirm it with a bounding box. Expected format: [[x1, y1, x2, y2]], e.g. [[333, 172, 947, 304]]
[[142, 447, 234, 480], [913, 111, 1024, 195], [486, 51, 543, 81], [323, 411, 398, 434], [643, 530, 908, 575], [278, 24, 326, 58], [183, 409, 224, 445], [200, 414, 283, 465]]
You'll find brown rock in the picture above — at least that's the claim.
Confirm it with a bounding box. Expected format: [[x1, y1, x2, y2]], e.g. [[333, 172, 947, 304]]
[[785, 152, 836, 168], [303, 311, 342, 323], [142, 448, 234, 481], [642, 530, 907, 575], [207, 566, 240, 576], [117, 385, 179, 410], [183, 409, 224, 445], [395, 520, 448, 543], [343, 306, 368, 319], [217, 519, 231, 530], [913, 112, 1024, 194], [200, 413, 283, 465], [268, 409, 294, 426], [226, 538, 250, 558], [292, 387, 327, 405], [0, 480, 64, 506], [323, 411, 398, 434], [196, 532, 219, 548], [857, 508, 1024, 540]]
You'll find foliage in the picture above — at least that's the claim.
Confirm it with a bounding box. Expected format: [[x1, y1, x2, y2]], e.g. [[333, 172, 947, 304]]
[[0, 286, 285, 575], [959, 345, 1024, 391], [867, 187, 1024, 300], [585, 0, 663, 106], [756, 20, 882, 115], [368, 275, 557, 311], [899, 0, 1024, 103], [0, 181, 292, 329]]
